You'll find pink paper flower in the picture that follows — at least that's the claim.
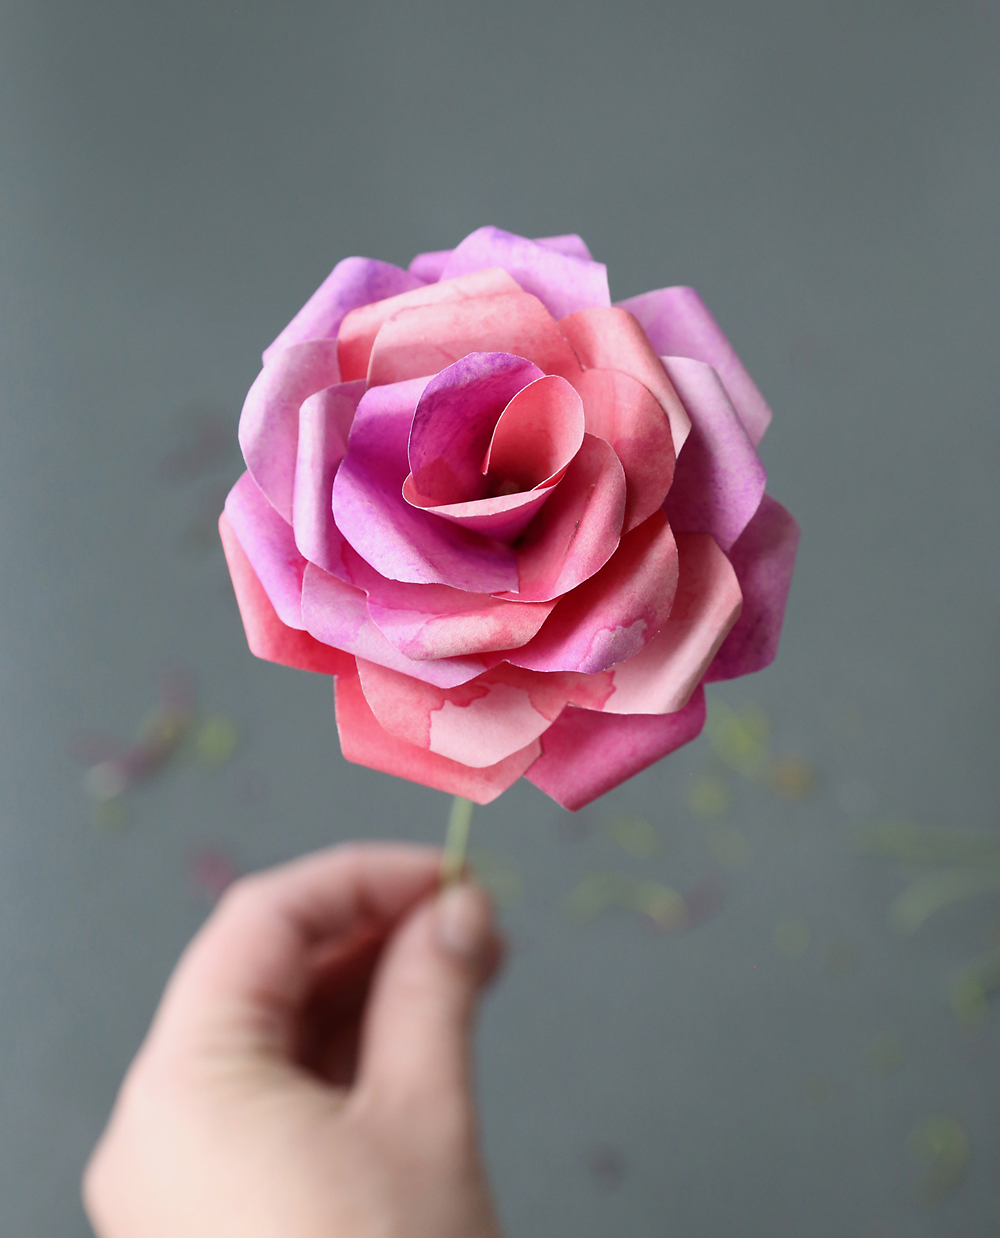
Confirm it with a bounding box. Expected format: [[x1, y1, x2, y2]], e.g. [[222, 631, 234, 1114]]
[[220, 227, 798, 809]]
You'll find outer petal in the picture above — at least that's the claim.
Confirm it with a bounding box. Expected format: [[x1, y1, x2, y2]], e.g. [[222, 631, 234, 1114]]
[[263, 257, 424, 365], [510, 511, 679, 674], [225, 471, 307, 629], [301, 563, 488, 689], [409, 249, 452, 282], [560, 307, 691, 455], [334, 666, 540, 805], [333, 377, 519, 593], [705, 495, 799, 681], [600, 533, 742, 714], [535, 234, 594, 261], [356, 660, 571, 768], [337, 269, 523, 383], [617, 287, 772, 446], [661, 357, 767, 553], [524, 687, 708, 811], [239, 339, 340, 523], [368, 292, 584, 386], [440, 226, 610, 318], [291, 380, 366, 573], [408, 235, 596, 283]]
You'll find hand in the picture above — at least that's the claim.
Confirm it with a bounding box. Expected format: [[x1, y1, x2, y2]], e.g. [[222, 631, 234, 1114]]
[[83, 843, 505, 1238]]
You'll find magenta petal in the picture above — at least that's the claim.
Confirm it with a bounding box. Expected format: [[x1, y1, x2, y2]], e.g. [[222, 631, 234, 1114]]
[[535, 234, 594, 261], [224, 472, 306, 630], [524, 687, 707, 811], [440, 226, 611, 318], [291, 380, 366, 572], [262, 257, 424, 366], [408, 249, 452, 282], [704, 495, 799, 682], [301, 563, 486, 689], [618, 287, 772, 446], [333, 377, 519, 593], [661, 357, 767, 553], [510, 511, 679, 674]]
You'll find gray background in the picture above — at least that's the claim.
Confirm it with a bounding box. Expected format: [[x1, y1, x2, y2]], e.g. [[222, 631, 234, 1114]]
[[1, 0, 997, 1234]]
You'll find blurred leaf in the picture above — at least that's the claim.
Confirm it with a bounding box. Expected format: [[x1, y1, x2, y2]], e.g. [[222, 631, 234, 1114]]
[[887, 869, 1000, 936], [600, 814, 660, 857], [688, 774, 731, 817], [774, 918, 811, 959], [705, 700, 769, 779], [908, 1116, 970, 1205], [470, 851, 524, 908], [950, 949, 1000, 1030], [855, 821, 1000, 867], [196, 714, 239, 767]]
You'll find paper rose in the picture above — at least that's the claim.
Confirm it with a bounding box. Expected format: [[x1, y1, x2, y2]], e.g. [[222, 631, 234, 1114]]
[[220, 226, 798, 810]]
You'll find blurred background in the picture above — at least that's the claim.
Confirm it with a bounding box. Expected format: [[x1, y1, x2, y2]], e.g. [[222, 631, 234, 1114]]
[[1, 0, 997, 1233]]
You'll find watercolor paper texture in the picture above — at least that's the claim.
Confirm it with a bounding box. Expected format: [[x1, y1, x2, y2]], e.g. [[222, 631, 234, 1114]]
[[223, 226, 798, 808]]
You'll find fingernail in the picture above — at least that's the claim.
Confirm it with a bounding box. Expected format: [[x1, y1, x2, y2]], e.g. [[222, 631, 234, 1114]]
[[436, 882, 493, 962]]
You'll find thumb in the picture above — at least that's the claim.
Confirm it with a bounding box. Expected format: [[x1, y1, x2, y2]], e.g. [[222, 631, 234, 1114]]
[[356, 881, 500, 1110]]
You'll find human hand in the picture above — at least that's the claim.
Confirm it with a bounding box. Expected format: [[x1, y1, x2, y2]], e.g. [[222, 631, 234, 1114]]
[[83, 844, 505, 1238]]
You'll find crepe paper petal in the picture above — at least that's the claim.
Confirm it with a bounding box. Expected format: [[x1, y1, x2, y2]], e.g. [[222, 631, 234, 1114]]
[[263, 257, 424, 366], [559, 307, 691, 455], [535, 233, 594, 262], [887, 869, 1000, 937], [225, 471, 307, 629], [301, 562, 487, 689], [510, 511, 679, 674], [333, 377, 519, 593], [239, 339, 340, 523], [440, 226, 611, 319], [356, 659, 572, 768], [337, 269, 523, 383], [599, 533, 741, 714], [524, 687, 707, 811], [406, 353, 543, 503], [291, 380, 366, 572], [660, 357, 767, 553], [704, 495, 799, 682], [219, 512, 351, 676], [368, 292, 585, 387], [617, 287, 772, 446], [408, 249, 452, 282], [334, 666, 540, 804], [572, 368, 676, 532]]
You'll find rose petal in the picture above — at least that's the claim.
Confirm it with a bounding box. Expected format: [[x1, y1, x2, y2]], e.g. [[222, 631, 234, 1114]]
[[524, 687, 707, 811], [535, 233, 594, 261], [337, 269, 523, 383], [219, 512, 352, 676], [617, 287, 772, 446], [291, 380, 366, 572], [440, 226, 610, 318], [334, 666, 540, 804], [661, 357, 767, 552], [333, 377, 519, 593], [301, 562, 488, 689], [559, 307, 691, 455], [356, 660, 570, 768], [408, 234, 596, 282], [402, 480, 556, 542], [224, 471, 307, 629], [408, 249, 453, 282], [600, 534, 742, 714], [239, 339, 340, 523], [704, 495, 799, 681], [498, 434, 626, 603], [367, 292, 584, 387], [572, 368, 675, 532], [483, 375, 585, 492], [510, 511, 679, 674], [263, 258, 424, 366]]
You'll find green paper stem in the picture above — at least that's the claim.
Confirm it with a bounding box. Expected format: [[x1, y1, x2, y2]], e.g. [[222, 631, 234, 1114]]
[[442, 796, 474, 885]]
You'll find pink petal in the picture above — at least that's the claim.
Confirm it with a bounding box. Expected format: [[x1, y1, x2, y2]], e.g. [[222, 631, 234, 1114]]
[[440, 226, 610, 318], [239, 339, 340, 523], [367, 292, 584, 387], [534, 234, 594, 261], [332, 377, 519, 593], [499, 434, 626, 603], [402, 478, 555, 542], [291, 380, 366, 572], [219, 512, 351, 677], [408, 249, 452, 281], [263, 258, 424, 366], [301, 562, 488, 689], [559, 307, 691, 454], [334, 666, 540, 805], [510, 511, 679, 674], [224, 472, 307, 629], [408, 234, 596, 283], [524, 687, 708, 811], [572, 368, 675, 532], [337, 269, 523, 383], [705, 495, 799, 681], [661, 357, 767, 553], [600, 534, 742, 714], [617, 287, 772, 446]]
